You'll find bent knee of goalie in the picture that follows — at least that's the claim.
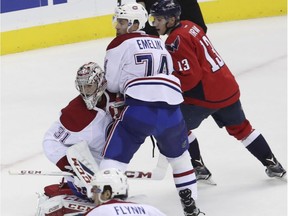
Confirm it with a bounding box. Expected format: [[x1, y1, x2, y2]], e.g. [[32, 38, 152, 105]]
[[225, 120, 253, 140]]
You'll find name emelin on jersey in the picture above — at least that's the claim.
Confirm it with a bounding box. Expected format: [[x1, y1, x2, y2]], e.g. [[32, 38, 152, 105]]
[[114, 205, 146, 215], [136, 39, 163, 50]]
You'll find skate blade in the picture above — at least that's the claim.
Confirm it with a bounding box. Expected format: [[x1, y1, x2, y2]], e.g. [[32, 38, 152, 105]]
[[276, 172, 287, 182], [197, 176, 217, 186]]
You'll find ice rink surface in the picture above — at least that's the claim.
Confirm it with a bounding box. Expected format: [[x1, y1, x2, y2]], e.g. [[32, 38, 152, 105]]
[[1, 16, 287, 215]]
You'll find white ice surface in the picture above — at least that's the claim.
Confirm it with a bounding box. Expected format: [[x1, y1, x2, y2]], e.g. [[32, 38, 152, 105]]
[[1, 16, 287, 216]]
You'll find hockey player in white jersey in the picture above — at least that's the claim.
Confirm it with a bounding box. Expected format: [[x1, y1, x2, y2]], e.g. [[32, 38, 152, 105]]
[[42, 62, 117, 199], [85, 168, 167, 216], [99, 3, 203, 216]]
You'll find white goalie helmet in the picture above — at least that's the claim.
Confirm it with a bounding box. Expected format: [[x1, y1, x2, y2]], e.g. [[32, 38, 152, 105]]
[[91, 168, 128, 199], [113, 3, 148, 31], [75, 62, 107, 110]]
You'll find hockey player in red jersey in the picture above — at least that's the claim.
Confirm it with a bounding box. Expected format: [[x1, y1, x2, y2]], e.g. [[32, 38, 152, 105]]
[[136, 0, 207, 35], [149, 0, 286, 181]]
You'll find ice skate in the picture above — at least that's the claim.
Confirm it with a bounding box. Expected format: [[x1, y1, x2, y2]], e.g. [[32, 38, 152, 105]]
[[179, 188, 204, 216], [192, 158, 216, 185], [265, 155, 286, 179]]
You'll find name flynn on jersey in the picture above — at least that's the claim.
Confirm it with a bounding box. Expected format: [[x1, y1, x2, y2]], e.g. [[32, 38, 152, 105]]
[[136, 39, 163, 50], [114, 205, 146, 215]]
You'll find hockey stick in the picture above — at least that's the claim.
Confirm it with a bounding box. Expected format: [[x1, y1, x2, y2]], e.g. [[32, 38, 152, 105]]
[[9, 140, 169, 180], [66, 140, 168, 181], [8, 167, 165, 179], [9, 152, 168, 180]]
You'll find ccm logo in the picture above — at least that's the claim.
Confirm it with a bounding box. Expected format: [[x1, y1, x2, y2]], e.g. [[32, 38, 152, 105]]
[[125, 171, 152, 179], [68, 204, 93, 211], [71, 158, 92, 183]]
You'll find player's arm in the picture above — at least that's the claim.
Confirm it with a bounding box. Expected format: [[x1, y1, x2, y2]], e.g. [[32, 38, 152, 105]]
[[43, 121, 88, 178], [168, 36, 202, 92], [104, 45, 125, 93]]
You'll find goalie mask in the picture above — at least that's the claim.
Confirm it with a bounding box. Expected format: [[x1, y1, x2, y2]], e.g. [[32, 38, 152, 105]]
[[113, 3, 148, 32], [75, 62, 107, 110], [91, 168, 128, 201]]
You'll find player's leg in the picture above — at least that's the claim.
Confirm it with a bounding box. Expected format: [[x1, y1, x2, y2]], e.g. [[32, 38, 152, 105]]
[[212, 100, 286, 178], [180, 103, 216, 181], [100, 105, 156, 170], [155, 106, 203, 215]]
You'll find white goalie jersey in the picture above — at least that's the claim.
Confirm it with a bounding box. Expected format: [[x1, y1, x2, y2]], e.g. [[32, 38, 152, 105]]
[[43, 92, 114, 166]]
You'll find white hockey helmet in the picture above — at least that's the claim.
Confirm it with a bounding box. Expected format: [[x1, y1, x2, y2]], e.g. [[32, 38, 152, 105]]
[[113, 3, 148, 31], [75, 62, 107, 110], [91, 168, 128, 199]]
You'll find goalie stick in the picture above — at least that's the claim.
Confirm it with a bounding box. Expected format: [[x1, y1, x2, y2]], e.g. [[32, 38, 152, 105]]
[[8, 169, 163, 179], [9, 147, 169, 180]]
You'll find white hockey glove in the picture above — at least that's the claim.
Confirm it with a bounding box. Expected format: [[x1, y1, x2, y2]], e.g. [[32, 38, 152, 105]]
[[66, 141, 99, 200]]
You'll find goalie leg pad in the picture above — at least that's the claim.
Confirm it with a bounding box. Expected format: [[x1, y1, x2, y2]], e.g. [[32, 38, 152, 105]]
[[44, 183, 74, 198], [36, 195, 95, 216]]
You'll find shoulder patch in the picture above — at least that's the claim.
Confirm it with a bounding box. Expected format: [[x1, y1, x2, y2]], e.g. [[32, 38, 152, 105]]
[[166, 35, 180, 53], [60, 95, 97, 132]]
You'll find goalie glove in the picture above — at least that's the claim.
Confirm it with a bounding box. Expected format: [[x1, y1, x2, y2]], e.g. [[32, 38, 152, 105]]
[[66, 141, 99, 200], [56, 156, 76, 176], [56, 156, 89, 199]]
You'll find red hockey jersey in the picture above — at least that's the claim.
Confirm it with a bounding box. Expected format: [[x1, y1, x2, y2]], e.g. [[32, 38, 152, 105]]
[[166, 20, 240, 109]]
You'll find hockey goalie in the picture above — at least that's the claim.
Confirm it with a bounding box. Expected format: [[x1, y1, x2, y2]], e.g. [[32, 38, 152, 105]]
[[37, 62, 168, 215], [37, 62, 124, 215]]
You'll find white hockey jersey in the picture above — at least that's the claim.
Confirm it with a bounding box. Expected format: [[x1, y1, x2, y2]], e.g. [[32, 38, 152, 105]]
[[85, 199, 167, 216], [104, 31, 183, 105], [42, 92, 114, 165]]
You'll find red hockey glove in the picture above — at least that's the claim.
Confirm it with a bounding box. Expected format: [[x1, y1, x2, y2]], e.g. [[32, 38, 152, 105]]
[[109, 93, 125, 119]]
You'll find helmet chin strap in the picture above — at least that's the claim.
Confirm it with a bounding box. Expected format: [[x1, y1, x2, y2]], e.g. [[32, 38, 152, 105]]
[[127, 26, 132, 33], [127, 20, 141, 33], [164, 23, 173, 35], [97, 193, 110, 204], [127, 21, 134, 33], [164, 20, 180, 35]]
